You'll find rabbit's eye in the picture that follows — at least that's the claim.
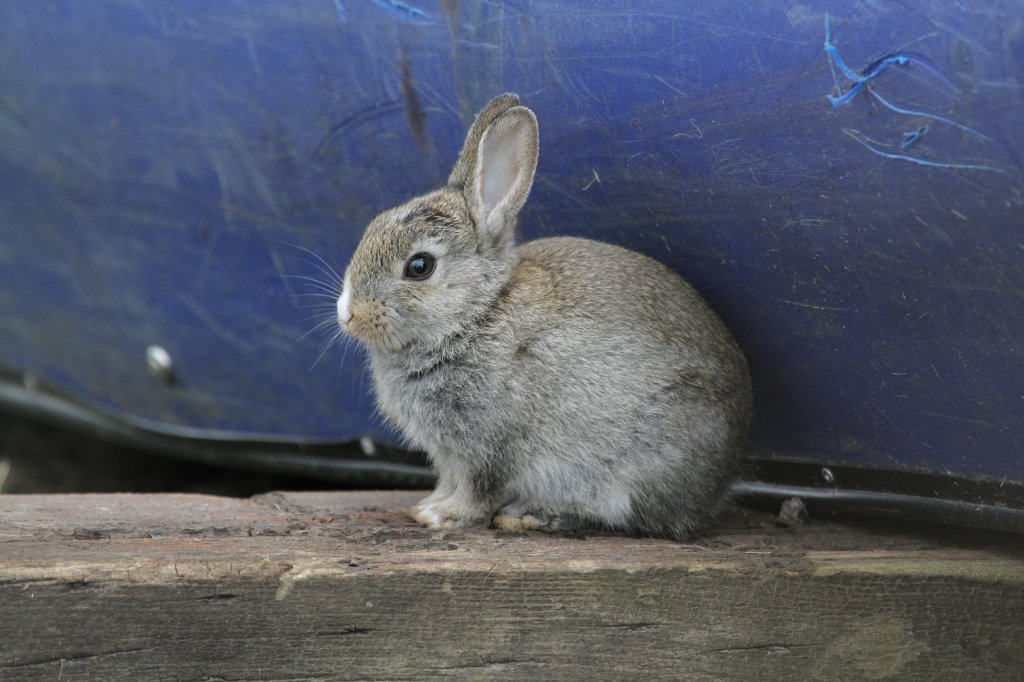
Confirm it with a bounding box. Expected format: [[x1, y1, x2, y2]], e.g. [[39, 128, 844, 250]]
[[403, 253, 436, 280]]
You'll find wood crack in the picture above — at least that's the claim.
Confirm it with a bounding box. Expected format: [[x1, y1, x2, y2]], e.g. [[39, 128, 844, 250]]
[[704, 642, 824, 655], [3, 648, 154, 669], [424, 658, 539, 671]]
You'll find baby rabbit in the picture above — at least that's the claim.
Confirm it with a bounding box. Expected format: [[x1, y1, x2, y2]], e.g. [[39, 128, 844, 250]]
[[336, 94, 751, 540]]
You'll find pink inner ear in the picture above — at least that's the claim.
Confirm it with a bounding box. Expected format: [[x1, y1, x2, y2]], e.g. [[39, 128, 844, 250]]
[[480, 128, 520, 216]]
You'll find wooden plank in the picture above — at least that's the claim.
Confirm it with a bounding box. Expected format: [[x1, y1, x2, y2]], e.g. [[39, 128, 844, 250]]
[[1, 491, 1022, 681]]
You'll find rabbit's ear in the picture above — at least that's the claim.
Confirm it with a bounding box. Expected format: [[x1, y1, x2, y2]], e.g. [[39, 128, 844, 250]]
[[463, 106, 539, 239], [448, 93, 521, 188]]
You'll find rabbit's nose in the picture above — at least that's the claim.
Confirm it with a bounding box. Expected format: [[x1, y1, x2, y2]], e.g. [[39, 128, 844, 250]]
[[337, 276, 353, 325]]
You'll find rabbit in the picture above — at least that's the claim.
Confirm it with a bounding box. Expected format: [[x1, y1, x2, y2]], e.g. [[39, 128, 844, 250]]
[[335, 93, 752, 540]]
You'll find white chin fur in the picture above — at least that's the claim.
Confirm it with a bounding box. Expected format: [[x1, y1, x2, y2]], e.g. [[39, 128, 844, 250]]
[[336, 274, 352, 325]]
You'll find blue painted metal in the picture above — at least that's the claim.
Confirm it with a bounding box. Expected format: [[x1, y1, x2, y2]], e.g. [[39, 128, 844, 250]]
[[1, 2, 1021, 488]]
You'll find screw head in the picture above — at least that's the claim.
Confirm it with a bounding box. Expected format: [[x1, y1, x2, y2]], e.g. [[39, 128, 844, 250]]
[[146, 345, 175, 384]]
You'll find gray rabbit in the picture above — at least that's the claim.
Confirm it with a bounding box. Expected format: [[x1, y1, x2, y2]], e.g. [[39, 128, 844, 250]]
[[336, 94, 752, 540]]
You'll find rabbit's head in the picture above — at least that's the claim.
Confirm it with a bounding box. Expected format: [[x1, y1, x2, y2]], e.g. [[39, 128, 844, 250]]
[[338, 94, 539, 351]]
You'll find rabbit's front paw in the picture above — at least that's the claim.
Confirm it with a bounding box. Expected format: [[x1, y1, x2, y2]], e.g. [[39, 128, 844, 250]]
[[410, 496, 489, 529], [410, 500, 449, 528]]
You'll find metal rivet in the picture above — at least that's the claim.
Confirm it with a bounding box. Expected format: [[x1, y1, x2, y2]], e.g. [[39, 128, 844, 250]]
[[359, 437, 377, 457], [146, 345, 175, 384], [821, 467, 836, 485]]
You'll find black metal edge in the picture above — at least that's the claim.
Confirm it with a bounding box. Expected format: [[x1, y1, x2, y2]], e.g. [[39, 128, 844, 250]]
[[741, 458, 1024, 507], [0, 377, 435, 488], [734, 458, 1024, 534], [2, 374, 1022, 533], [732, 481, 1024, 534]]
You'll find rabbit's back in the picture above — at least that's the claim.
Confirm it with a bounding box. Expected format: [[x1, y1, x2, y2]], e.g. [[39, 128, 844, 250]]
[[508, 236, 748, 398], [468, 236, 752, 537]]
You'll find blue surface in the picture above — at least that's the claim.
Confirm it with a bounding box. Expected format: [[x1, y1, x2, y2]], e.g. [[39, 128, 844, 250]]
[[1, 1, 1021, 483]]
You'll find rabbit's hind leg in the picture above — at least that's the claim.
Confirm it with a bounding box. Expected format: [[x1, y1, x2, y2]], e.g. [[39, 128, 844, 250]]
[[492, 503, 569, 533]]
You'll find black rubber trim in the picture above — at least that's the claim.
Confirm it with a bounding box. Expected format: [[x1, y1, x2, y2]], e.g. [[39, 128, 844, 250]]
[[2, 374, 1021, 532], [0, 376, 435, 488], [734, 458, 1024, 534]]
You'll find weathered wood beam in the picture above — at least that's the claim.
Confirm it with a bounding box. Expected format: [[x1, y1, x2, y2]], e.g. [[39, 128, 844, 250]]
[[1, 491, 1022, 680]]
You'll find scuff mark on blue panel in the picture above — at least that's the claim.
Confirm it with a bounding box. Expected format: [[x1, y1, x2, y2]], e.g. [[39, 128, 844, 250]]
[[369, 0, 433, 26], [869, 91, 992, 144], [842, 128, 1003, 173], [824, 13, 1000, 173], [311, 99, 405, 162], [901, 125, 930, 150]]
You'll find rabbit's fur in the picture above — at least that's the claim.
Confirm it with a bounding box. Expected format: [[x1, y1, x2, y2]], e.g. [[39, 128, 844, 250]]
[[337, 94, 751, 540]]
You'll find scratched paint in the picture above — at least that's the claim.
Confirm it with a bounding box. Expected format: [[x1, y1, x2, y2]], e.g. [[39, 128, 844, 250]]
[[334, 0, 434, 26], [841, 128, 1003, 173], [369, 0, 433, 25], [823, 13, 1002, 173], [398, 52, 429, 150]]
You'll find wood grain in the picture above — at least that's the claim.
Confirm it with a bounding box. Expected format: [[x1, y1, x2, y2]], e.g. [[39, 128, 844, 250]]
[[1, 491, 1022, 681]]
